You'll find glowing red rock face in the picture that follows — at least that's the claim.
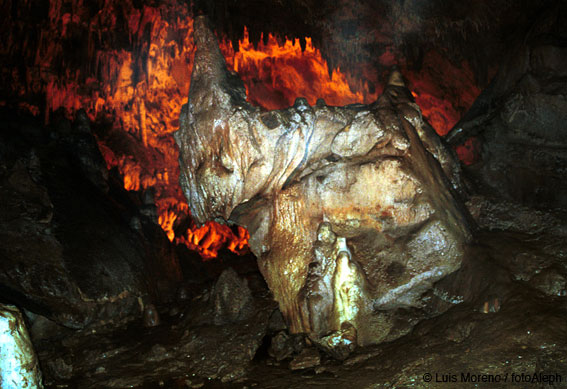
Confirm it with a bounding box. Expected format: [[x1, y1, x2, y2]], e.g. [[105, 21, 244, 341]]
[[455, 137, 481, 166], [7, 1, 481, 258]]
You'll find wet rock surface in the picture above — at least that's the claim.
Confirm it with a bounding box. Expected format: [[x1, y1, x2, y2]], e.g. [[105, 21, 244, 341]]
[[289, 347, 321, 371], [311, 322, 357, 361], [175, 16, 474, 348], [0, 109, 181, 329], [26, 215, 566, 388], [35, 260, 277, 388], [211, 267, 253, 325], [0, 304, 44, 388], [1, 5, 567, 389], [448, 2, 567, 210], [268, 330, 304, 362]]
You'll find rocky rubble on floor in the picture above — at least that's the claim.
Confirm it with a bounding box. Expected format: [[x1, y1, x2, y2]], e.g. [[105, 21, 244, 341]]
[[25, 217, 567, 388], [268, 330, 304, 362], [289, 347, 321, 371], [34, 262, 277, 387]]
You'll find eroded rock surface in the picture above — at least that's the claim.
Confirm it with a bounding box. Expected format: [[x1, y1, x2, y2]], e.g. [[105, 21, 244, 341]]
[[175, 16, 474, 347], [0, 109, 181, 329], [0, 304, 44, 388], [448, 3, 567, 209], [211, 267, 253, 325], [35, 266, 277, 388]]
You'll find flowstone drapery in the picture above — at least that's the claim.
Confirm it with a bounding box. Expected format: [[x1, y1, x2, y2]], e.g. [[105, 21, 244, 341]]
[[175, 16, 473, 347]]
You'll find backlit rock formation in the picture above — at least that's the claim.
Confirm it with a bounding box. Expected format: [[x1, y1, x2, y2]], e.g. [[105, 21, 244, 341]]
[[175, 16, 474, 346]]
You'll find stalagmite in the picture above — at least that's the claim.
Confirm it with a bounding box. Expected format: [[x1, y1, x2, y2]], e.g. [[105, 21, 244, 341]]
[[0, 304, 44, 389], [175, 16, 474, 348]]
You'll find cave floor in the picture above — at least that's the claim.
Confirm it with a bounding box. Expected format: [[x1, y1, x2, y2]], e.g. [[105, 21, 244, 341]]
[[35, 222, 567, 389]]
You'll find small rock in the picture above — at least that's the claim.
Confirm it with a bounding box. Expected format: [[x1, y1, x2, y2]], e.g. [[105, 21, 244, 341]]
[[268, 331, 304, 361], [211, 268, 253, 325], [530, 269, 566, 297], [312, 323, 357, 361], [268, 309, 287, 332], [177, 285, 190, 301], [289, 348, 320, 370], [269, 331, 293, 361], [143, 304, 160, 327]]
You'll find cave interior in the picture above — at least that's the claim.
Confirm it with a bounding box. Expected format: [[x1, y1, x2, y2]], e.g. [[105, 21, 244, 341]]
[[1, 0, 567, 387]]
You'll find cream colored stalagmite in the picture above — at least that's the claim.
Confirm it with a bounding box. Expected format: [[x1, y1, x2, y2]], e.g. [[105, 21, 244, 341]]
[[0, 304, 43, 388], [175, 16, 474, 353]]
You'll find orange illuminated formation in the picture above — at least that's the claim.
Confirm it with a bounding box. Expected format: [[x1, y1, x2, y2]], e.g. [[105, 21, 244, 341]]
[[455, 137, 481, 166], [8, 2, 481, 258], [219, 28, 377, 109]]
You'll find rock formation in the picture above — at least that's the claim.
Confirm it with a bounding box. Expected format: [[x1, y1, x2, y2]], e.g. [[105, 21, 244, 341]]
[[0, 110, 182, 329], [0, 304, 43, 388], [447, 2, 567, 210], [175, 16, 474, 347]]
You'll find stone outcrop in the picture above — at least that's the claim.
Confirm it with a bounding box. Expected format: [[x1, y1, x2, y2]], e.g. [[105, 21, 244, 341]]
[[211, 267, 253, 325], [175, 16, 474, 346], [448, 2, 567, 210], [0, 109, 182, 329], [0, 304, 44, 388]]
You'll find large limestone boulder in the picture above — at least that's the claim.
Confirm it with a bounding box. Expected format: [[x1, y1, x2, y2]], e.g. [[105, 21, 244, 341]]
[[175, 16, 473, 346]]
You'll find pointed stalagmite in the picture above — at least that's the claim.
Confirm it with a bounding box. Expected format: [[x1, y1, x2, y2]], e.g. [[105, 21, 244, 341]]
[[0, 304, 44, 388], [386, 66, 406, 87], [175, 16, 473, 349]]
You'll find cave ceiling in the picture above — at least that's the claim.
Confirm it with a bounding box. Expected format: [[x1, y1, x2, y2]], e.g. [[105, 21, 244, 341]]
[[197, 0, 555, 84]]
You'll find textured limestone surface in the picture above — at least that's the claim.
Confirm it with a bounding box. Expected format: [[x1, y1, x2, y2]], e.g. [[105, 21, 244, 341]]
[[0, 109, 182, 330], [0, 304, 43, 388], [175, 16, 474, 346], [211, 267, 253, 325], [447, 3, 567, 210]]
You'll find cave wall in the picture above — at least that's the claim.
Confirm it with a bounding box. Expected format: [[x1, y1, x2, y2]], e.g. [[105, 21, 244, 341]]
[[0, 108, 182, 329], [448, 1, 567, 209]]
